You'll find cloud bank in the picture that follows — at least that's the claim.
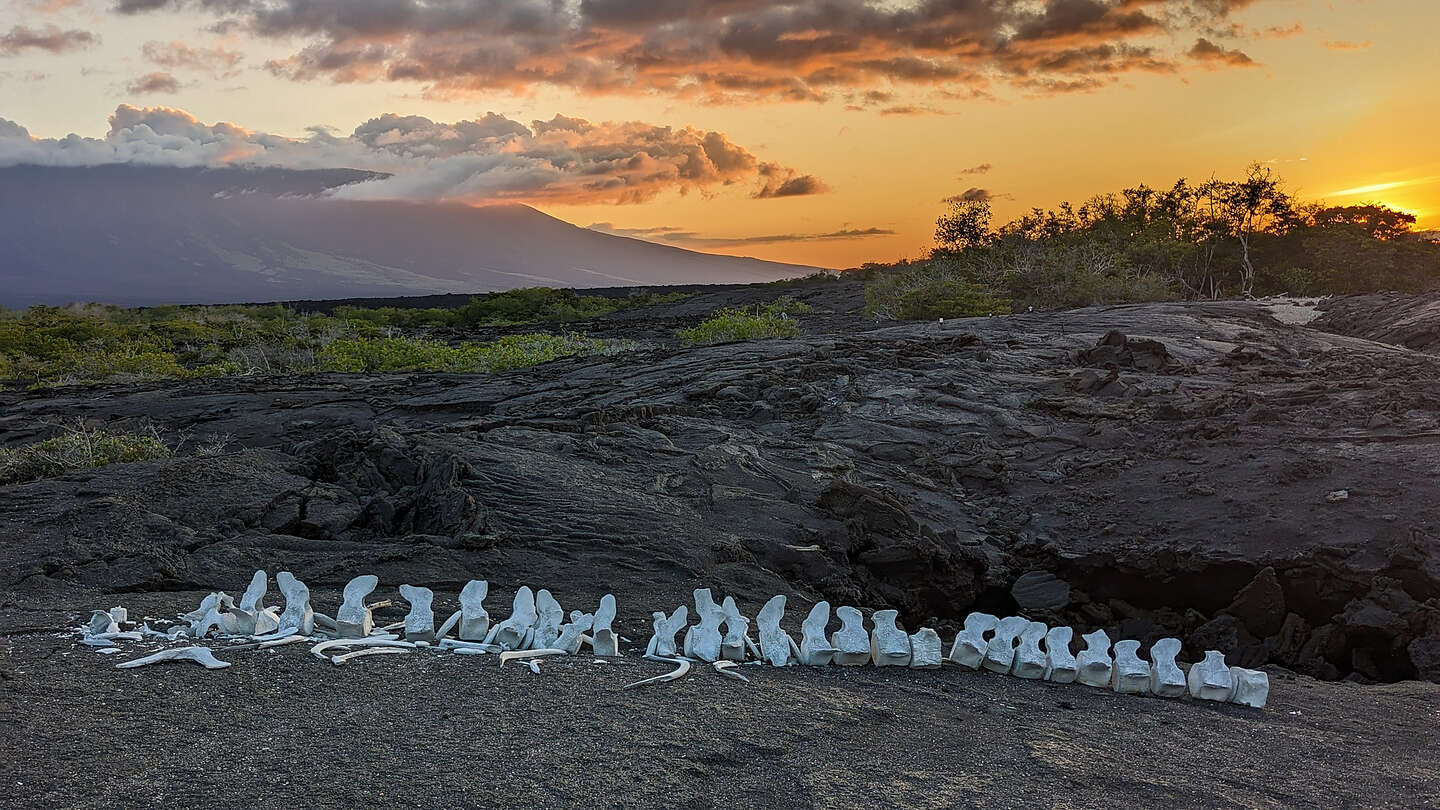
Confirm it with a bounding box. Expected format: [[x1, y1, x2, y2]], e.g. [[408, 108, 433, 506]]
[[104, 0, 1279, 101], [0, 105, 826, 205]]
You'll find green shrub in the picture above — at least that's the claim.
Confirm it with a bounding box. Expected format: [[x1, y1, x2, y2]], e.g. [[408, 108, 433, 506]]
[[317, 333, 606, 373], [679, 307, 799, 344], [0, 425, 172, 485], [864, 268, 1011, 320]]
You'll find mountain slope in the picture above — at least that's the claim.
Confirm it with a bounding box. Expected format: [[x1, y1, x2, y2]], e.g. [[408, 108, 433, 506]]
[[0, 165, 810, 307]]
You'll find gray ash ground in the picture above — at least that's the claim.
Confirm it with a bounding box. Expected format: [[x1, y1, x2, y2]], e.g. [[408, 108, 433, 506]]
[[2, 278, 1439, 806]]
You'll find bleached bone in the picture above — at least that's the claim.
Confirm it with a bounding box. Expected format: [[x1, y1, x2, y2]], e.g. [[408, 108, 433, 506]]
[[983, 616, 1030, 674], [88, 610, 119, 636], [96, 648, 121, 655], [436, 610, 461, 641], [500, 648, 566, 668], [1187, 650, 1233, 702], [335, 574, 379, 638], [554, 611, 595, 655], [683, 588, 725, 662], [645, 606, 689, 658], [1228, 667, 1270, 708], [276, 572, 315, 636], [116, 646, 230, 670], [193, 605, 237, 638], [483, 586, 538, 651], [1149, 638, 1187, 697], [1076, 629, 1113, 687], [181, 593, 222, 624], [830, 606, 871, 666], [870, 609, 912, 667], [81, 636, 115, 647], [1110, 639, 1150, 694], [1011, 621, 1049, 679], [309, 637, 414, 660], [623, 657, 692, 689], [439, 638, 501, 653], [909, 628, 943, 669], [799, 601, 839, 666], [719, 596, 754, 662], [399, 584, 436, 643], [949, 613, 999, 670], [458, 580, 490, 641], [713, 660, 749, 682], [531, 589, 565, 650], [1043, 626, 1078, 683], [258, 634, 309, 649], [331, 647, 410, 666], [757, 595, 801, 667], [109, 607, 128, 624], [591, 594, 620, 657], [229, 570, 270, 635]]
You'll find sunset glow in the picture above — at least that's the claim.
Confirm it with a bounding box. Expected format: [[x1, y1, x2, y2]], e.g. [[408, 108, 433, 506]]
[[3, 0, 1438, 268]]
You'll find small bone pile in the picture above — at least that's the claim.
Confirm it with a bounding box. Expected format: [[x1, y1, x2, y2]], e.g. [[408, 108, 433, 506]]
[[641, 590, 1269, 708]]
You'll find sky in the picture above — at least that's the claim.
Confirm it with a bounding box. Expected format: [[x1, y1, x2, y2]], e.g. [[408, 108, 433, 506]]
[[1, 0, 1437, 269]]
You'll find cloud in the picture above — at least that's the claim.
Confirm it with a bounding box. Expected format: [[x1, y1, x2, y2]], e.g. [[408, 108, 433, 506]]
[[948, 187, 998, 203], [125, 72, 182, 94], [0, 104, 823, 206], [1188, 37, 1257, 67], [142, 41, 244, 76], [0, 25, 97, 56], [1321, 40, 1372, 52], [590, 223, 896, 246], [103, 0, 1279, 102], [959, 163, 993, 176]]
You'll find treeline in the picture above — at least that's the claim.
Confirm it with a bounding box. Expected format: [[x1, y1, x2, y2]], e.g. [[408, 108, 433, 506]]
[[864, 164, 1440, 318]]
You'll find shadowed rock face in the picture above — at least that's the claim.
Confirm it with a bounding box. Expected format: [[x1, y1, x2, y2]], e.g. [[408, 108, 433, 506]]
[[2, 279, 1439, 682]]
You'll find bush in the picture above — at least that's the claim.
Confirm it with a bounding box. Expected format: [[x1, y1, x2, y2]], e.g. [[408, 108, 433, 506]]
[[678, 307, 799, 344], [317, 333, 606, 373], [0, 424, 171, 485], [864, 267, 1011, 320]]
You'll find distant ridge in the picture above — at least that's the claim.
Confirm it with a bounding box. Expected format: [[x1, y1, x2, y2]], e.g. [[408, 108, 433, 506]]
[[0, 165, 811, 307]]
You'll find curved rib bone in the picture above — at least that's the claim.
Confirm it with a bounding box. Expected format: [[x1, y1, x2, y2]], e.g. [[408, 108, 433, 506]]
[[623, 656, 692, 689], [331, 647, 410, 666], [713, 660, 749, 682], [309, 637, 412, 660], [116, 646, 231, 670], [500, 648, 565, 668]]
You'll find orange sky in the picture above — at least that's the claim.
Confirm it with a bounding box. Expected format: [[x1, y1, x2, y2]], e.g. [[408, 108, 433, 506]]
[[2, 0, 1437, 268]]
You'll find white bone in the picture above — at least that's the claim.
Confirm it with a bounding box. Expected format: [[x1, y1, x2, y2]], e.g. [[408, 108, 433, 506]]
[[591, 594, 620, 657], [983, 616, 1029, 673], [332, 647, 410, 666], [458, 580, 490, 640], [1011, 621, 1049, 679], [531, 589, 565, 650], [908, 628, 943, 669], [88, 610, 119, 636], [258, 634, 309, 649], [1149, 638, 1187, 697], [646, 606, 689, 658], [436, 610, 461, 642], [193, 606, 237, 638], [335, 574, 379, 638], [309, 637, 413, 659], [276, 572, 315, 636], [108, 607, 128, 624], [623, 656, 692, 689], [683, 588, 725, 662], [96, 648, 121, 655], [439, 638, 501, 653], [228, 570, 268, 635], [757, 595, 799, 667], [949, 612, 999, 669], [713, 660, 749, 682], [829, 606, 870, 666], [1110, 639, 1150, 694], [798, 601, 839, 666], [1187, 650, 1234, 702], [870, 609, 912, 667], [181, 593, 222, 624], [500, 648, 566, 667], [116, 646, 230, 670], [81, 636, 115, 647], [398, 584, 436, 643], [1042, 626, 1078, 683], [554, 611, 595, 655], [719, 596, 753, 662], [483, 586, 538, 650], [1228, 667, 1269, 708], [1076, 629, 1113, 687]]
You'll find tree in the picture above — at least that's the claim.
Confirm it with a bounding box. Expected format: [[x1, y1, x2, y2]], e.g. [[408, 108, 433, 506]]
[[933, 198, 993, 256], [1311, 204, 1416, 241], [1205, 163, 1295, 297]]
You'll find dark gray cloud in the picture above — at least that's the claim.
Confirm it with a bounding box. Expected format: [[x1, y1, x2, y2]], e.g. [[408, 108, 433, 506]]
[[0, 104, 822, 205], [590, 222, 896, 246], [124, 71, 182, 94], [102, 0, 1279, 101], [1188, 37, 1257, 66], [0, 25, 97, 56]]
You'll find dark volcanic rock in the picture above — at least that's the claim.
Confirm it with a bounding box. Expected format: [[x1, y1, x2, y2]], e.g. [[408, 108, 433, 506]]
[[1010, 570, 1071, 611], [1223, 566, 1287, 638]]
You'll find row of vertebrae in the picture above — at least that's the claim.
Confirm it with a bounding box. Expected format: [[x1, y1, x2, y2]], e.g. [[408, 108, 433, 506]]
[[646, 592, 1268, 708]]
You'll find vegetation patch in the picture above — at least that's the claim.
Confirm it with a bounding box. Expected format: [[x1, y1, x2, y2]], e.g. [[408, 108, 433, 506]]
[[316, 333, 606, 373], [864, 268, 1011, 320], [678, 297, 808, 344], [0, 424, 171, 485]]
